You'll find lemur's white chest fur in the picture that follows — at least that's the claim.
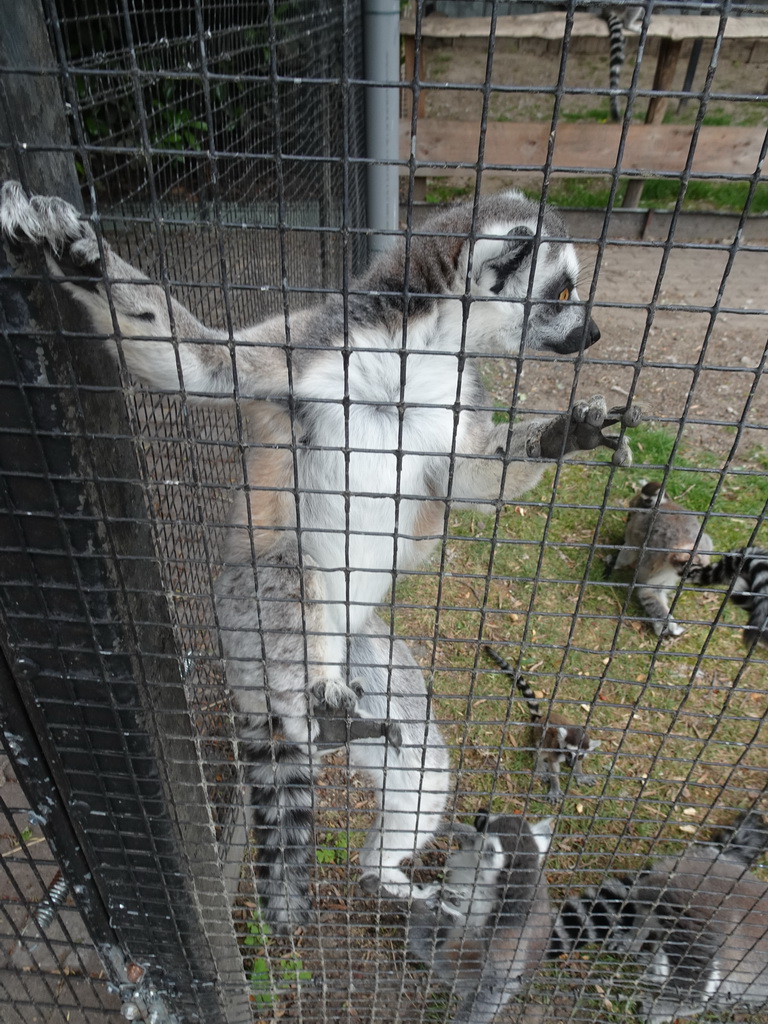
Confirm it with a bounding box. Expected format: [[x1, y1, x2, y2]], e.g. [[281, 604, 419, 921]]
[[293, 323, 476, 618]]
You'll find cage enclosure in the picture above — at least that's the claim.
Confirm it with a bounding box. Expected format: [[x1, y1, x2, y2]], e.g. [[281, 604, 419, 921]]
[[1, 2, 768, 1024]]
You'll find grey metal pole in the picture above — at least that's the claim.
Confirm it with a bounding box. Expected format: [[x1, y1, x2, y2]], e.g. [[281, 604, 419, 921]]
[[363, 0, 400, 256]]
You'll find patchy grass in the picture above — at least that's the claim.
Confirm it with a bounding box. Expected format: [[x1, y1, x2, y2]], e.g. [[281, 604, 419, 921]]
[[421, 177, 768, 215], [530, 178, 768, 215], [394, 417, 768, 888], [243, 910, 312, 1006]]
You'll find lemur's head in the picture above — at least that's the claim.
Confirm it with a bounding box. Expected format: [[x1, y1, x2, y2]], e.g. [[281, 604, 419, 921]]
[[437, 190, 601, 356], [557, 725, 601, 769], [632, 481, 666, 508]]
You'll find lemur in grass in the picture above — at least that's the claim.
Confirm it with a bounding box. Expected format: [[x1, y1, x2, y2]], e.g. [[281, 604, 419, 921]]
[[484, 646, 599, 802], [550, 810, 768, 1024], [607, 481, 712, 638], [1, 181, 640, 929]]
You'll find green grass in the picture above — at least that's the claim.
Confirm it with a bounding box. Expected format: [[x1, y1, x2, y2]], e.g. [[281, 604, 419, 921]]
[[242, 911, 312, 1006], [559, 107, 615, 124], [423, 177, 768, 215], [393, 417, 768, 877], [531, 178, 768, 214], [424, 182, 475, 205]]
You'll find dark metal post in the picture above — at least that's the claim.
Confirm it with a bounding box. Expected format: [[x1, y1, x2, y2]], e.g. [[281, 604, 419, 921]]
[[0, 2, 250, 1021]]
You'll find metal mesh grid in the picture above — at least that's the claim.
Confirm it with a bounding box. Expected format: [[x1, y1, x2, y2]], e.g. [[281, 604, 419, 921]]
[[1, 0, 768, 1022]]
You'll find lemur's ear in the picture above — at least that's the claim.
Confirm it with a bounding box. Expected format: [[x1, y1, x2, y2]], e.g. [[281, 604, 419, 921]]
[[474, 809, 491, 833], [486, 225, 535, 294]]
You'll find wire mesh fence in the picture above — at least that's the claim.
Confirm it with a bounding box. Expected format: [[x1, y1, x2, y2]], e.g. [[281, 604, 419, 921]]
[[0, 0, 767, 1022]]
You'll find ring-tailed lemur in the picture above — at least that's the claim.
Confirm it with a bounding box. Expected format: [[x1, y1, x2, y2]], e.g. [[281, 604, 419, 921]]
[[483, 646, 599, 802], [607, 481, 713, 638], [0, 181, 640, 930], [407, 811, 553, 1024], [601, 5, 644, 121], [549, 810, 768, 1024], [687, 546, 768, 650]]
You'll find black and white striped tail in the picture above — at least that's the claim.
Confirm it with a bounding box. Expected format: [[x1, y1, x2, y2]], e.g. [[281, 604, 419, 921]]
[[549, 876, 635, 957], [712, 809, 768, 867], [483, 645, 541, 718], [246, 737, 316, 931], [691, 546, 768, 648], [603, 9, 625, 121]]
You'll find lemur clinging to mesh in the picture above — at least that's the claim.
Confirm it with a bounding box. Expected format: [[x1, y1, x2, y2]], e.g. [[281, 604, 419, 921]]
[[1, 181, 640, 930], [484, 646, 599, 802]]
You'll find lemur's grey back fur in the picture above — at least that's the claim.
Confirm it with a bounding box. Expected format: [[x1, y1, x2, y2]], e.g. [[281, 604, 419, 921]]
[[0, 181, 640, 930], [550, 811, 768, 1024]]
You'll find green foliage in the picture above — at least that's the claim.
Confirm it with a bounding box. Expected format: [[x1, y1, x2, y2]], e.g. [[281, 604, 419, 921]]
[[151, 83, 208, 163], [523, 178, 618, 211], [639, 178, 768, 214], [243, 910, 312, 1005], [316, 829, 349, 865]]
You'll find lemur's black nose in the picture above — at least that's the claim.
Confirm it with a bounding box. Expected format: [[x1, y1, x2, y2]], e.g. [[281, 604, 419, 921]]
[[556, 318, 601, 354]]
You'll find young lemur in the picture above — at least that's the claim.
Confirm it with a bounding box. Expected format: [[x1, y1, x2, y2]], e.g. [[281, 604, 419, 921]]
[[407, 811, 553, 1024], [484, 646, 599, 802], [688, 546, 768, 650], [0, 181, 640, 930], [550, 809, 768, 1024], [607, 481, 712, 638]]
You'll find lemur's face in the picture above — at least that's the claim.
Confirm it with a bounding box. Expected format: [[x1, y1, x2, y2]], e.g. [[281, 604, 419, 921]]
[[461, 204, 600, 358]]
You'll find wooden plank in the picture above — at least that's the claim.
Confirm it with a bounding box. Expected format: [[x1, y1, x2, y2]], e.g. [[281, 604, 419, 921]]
[[398, 119, 766, 177], [623, 37, 684, 206], [400, 12, 768, 43]]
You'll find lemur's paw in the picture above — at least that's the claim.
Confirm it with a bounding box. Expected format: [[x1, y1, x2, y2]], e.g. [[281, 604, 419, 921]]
[[311, 678, 360, 712], [603, 552, 618, 578], [0, 181, 100, 271], [537, 394, 642, 466], [577, 774, 599, 787], [383, 721, 403, 751], [656, 620, 685, 639], [358, 870, 437, 905]]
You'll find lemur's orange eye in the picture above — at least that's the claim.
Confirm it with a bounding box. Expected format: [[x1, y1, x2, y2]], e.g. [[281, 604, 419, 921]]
[[558, 288, 570, 302]]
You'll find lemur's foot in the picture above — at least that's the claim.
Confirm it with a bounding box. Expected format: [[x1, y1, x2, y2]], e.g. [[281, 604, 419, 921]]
[[313, 700, 404, 752], [536, 395, 642, 467], [655, 619, 685, 639], [0, 181, 101, 272], [311, 677, 361, 712]]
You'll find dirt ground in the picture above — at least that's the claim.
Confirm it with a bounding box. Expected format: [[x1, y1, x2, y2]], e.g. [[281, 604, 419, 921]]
[[410, 27, 768, 465], [493, 239, 768, 462], [420, 32, 768, 127]]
